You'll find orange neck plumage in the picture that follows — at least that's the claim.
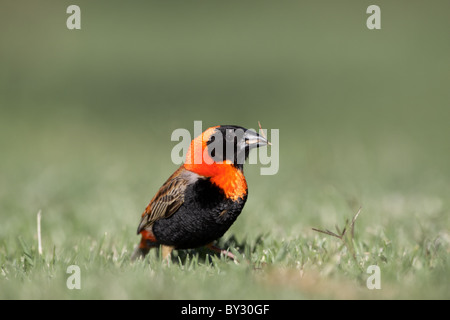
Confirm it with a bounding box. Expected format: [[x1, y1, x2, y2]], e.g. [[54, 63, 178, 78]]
[[183, 126, 248, 201]]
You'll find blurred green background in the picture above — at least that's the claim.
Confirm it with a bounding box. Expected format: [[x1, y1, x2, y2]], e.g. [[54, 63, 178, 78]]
[[0, 1, 449, 299]]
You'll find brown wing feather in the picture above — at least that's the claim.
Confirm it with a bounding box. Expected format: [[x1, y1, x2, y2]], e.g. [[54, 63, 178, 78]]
[[136, 166, 198, 234]]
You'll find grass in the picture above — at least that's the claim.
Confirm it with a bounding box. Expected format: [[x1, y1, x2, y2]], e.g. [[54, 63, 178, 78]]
[[0, 117, 448, 299], [1, 212, 448, 300], [1, 1, 450, 300]]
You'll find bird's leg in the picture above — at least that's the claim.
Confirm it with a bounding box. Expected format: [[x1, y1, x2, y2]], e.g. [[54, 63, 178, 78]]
[[161, 245, 174, 262], [206, 243, 238, 262]]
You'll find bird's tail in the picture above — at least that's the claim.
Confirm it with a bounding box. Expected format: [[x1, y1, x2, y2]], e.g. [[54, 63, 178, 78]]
[[131, 232, 156, 261], [131, 246, 150, 261], [131, 229, 160, 261]]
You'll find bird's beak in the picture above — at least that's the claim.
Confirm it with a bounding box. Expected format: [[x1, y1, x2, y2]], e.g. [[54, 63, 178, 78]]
[[244, 130, 270, 150]]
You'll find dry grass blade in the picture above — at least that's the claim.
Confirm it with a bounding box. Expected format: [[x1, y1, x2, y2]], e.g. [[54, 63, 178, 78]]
[[37, 210, 42, 255], [350, 207, 362, 238], [312, 207, 362, 262], [258, 121, 272, 145], [311, 228, 342, 239], [312, 207, 362, 239]]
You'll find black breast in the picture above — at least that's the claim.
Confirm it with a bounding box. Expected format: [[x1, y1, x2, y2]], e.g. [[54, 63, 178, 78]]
[[152, 178, 248, 249]]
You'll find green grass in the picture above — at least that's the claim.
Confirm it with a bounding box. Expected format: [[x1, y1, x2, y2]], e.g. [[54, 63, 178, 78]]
[[1, 208, 448, 300], [1, 1, 450, 300], [0, 113, 448, 299]]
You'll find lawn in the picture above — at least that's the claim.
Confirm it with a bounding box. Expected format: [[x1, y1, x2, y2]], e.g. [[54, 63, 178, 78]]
[[0, 1, 449, 300]]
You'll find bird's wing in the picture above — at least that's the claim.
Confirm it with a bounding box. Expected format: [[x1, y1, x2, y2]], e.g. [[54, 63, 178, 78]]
[[136, 166, 197, 234]]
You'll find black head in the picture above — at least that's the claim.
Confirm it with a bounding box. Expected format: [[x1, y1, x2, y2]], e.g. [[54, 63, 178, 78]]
[[206, 125, 268, 170]]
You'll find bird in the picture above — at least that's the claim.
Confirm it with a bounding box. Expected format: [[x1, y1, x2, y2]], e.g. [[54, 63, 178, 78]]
[[131, 125, 269, 261]]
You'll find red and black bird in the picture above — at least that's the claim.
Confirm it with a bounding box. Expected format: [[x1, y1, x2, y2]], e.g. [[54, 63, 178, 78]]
[[132, 125, 269, 261]]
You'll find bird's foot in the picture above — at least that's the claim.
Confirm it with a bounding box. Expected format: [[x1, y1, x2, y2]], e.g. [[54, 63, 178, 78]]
[[206, 243, 239, 264]]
